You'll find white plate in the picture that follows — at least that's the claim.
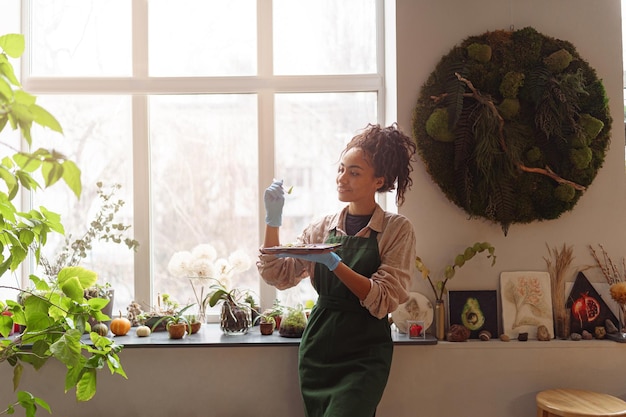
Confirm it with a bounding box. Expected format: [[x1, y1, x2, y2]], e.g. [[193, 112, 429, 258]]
[[391, 292, 434, 334]]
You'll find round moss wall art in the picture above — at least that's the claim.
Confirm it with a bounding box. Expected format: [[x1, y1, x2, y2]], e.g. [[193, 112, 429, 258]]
[[412, 27, 611, 235]]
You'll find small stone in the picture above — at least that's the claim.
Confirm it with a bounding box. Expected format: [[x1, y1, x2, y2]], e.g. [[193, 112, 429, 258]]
[[582, 330, 593, 340], [605, 319, 618, 334], [536, 325, 551, 341], [518, 332, 528, 341], [446, 324, 470, 342], [570, 332, 582, 341], [595, 326, 606, 339], [499, 334, 510, 342], [479, 330, 491, 341]]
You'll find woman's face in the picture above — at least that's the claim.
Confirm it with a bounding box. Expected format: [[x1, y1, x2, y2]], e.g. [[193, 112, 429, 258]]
[[336, 147, 384, 205]]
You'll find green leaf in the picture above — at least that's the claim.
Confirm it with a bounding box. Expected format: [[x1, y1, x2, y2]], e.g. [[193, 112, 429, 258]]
[[61, 160, 81, 198], [13, 89, 36, 107], [57, 266, 98, 291], [0, 167, 18, 199], [61, 276, 84, 302], [0, 60, 20, 86], [75, 368, 97, 402], [0, 313, 13, 337], [0, 75, 13, 100], [50, 331, 82, 367], [13, 363, 23, 391], [33, 397, 51, 414], [0, 34, 25, 58], [29, 103, 63, 133], [41, 159, 64, 188], [13, 152, 42, 173]]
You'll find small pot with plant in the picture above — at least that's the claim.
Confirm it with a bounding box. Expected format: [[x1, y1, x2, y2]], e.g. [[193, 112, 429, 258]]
[[185, 314, 202, 334], [255, 313, 276, 335], [135, 293, 180, 332], [262, 299, 284, 331], [151, 304, 195, 339]]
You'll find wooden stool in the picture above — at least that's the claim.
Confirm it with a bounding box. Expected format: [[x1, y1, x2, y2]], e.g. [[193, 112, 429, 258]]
[[537, 389, 626, 417]]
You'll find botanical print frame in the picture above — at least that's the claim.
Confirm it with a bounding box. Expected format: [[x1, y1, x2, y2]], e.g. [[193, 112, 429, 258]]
[[500, 271, 554, 339], [448, 290, 498, 339]]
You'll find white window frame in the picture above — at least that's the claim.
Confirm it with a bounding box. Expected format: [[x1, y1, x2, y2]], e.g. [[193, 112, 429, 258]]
[[18, 0, 393, 310]]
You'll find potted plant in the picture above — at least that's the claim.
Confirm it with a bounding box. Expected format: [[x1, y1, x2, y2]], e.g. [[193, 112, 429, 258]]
[[207, 283, 252, 335], [279, 304, 308, 338], [151, 304, 195, 339], [262, 299, 284, 331], [0, 32, 127, 416], [415, 242, 496, 340], [136, 293, 180, 332], [185, 314, 202, 334], [167, 243, 252, 323], [244, 292, 261, 326], [254, 313, 276, 335], [38, 181, 139, 314]]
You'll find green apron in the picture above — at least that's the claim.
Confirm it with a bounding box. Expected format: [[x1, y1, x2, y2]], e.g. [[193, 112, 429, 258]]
[[299, 229, 392, 417]]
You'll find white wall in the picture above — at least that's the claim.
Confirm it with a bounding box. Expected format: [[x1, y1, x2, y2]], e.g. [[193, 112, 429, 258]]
[[398, 0, 626, 306]]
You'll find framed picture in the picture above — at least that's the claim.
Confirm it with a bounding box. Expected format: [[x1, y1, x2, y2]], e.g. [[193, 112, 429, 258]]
[[566, 272, 618, 334], [500, 271, 554, 339], [448, 290, 498, 339]]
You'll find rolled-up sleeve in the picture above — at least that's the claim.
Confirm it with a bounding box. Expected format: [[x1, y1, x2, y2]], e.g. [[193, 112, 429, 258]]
[[361, 214, 415, 319]]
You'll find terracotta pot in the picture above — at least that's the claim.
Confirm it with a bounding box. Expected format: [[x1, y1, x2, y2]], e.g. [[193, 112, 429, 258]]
[[259, 322, 274, 335], [190, 321, 201, 334], [167, 323, 188, 339]]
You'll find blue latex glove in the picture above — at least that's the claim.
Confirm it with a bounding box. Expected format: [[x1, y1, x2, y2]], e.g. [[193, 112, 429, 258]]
[[264, 179, 285, 227], [276, 252, 341, 271]]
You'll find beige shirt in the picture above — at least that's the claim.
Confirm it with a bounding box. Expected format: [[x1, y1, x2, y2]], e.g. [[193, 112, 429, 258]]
[[257, 204, 415, 319]]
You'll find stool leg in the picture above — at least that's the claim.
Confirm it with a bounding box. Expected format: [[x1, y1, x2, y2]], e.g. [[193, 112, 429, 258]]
[[537, 408, 550, 417]]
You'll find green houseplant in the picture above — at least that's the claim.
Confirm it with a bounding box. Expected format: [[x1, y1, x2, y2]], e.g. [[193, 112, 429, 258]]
[[278, 304, 307, 338], [0, 33, 126, 416], [415, 242, 496, 340], [150, 304, 195, 339], [207, 283, 252, 335]]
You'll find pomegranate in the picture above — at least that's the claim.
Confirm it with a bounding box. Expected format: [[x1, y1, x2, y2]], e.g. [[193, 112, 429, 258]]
[[571, 292, 601, 325]]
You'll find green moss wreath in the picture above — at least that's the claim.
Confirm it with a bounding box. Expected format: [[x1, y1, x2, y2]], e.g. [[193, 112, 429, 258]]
[[412, 27, 612, 235]]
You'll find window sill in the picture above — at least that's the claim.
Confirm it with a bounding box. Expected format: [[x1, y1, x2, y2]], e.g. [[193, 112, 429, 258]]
[[111, 323, 438, 348]]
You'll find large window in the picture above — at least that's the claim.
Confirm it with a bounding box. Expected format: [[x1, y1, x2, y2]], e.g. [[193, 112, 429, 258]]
[[7, 0, 387, 316]]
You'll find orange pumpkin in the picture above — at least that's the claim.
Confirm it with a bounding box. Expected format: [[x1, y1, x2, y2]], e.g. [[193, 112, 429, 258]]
[[110, 312, 131, 336]]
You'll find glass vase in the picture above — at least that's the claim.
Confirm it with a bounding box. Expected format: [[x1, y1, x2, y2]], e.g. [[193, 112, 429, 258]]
[[220, 301, 251, 335], [435, 299, 446, 341]]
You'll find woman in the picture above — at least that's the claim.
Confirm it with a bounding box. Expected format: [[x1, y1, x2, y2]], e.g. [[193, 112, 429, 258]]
[[257, 123, 417, 417]]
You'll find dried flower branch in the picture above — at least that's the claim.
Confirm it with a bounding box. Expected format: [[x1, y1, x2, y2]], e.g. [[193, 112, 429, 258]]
[[589, 244, 625, 285], [544, 243, 574, 338]]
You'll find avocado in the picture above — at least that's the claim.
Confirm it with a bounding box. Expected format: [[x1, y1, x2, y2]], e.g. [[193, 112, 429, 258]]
[[461, 297, 485, 331]]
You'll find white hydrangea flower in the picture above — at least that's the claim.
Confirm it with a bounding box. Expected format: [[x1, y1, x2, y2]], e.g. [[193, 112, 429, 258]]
[[167, 251, 193, 277]]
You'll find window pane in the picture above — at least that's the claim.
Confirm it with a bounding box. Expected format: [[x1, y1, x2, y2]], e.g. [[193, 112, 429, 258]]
[[274, 92, 377, 303], [150, 95, 259, 315], [149, 0, 257, 76], [31, 0, 132, 76], [30, 96, 134, 313], [274, 0, 377, 75]]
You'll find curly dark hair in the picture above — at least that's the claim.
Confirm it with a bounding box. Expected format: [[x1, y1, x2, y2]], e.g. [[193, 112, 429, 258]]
[[343, 123, 417, 206]]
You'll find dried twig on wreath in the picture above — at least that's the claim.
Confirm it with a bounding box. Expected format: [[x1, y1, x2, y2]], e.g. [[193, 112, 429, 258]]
[[444, 72, 587, 192]]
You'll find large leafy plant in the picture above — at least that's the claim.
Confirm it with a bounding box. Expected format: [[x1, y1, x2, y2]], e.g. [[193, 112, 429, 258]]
[[0, 33, 126, 416]]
